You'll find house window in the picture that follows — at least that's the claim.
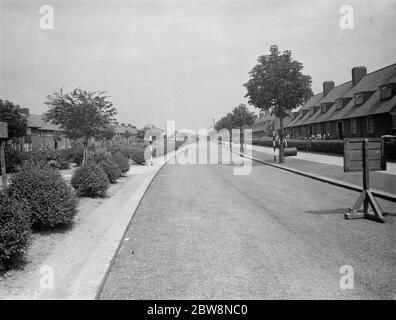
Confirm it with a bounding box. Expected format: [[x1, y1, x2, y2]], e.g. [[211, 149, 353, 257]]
[[367, 117, 374, 134], [321, 105, 327, 113], [355, 93, 364, 105], [380, 85, 393, 100], [326, 122, 331, 135], [335, 100, 343, 110], [350, 119, 357, 134], [309, 107, 314, 116]]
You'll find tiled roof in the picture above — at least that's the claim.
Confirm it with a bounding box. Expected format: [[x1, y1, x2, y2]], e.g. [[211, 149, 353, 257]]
[[27, 114, 63, 131], [114, 125, 138, 135], [286, 63, 396, 127], [286, 93, 323, 127]]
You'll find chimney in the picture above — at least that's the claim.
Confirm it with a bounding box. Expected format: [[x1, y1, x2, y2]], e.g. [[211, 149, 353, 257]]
[[352, 66, 367, 86], [20, 108, 30, 116], [323, 81, 335, 97]]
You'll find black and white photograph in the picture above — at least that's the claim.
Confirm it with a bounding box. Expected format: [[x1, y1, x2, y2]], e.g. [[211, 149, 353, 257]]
[[0, 0, 395, 306]]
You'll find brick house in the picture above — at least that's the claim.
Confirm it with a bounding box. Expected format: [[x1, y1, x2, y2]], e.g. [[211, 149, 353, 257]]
[[284, 63, 396, 139]]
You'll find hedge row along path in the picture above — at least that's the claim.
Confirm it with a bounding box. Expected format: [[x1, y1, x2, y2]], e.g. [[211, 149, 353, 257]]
[[0, 147, 186, 300]]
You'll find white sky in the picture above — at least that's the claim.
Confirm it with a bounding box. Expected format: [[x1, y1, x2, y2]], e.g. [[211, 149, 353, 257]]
[[1, 0, 395, 131]]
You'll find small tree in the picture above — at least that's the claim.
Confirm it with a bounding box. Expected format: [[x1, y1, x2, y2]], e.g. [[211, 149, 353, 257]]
[[244, 45, 312, 163], [0, 100, 27, 140], [45, 88, 117, 164], [231, 104, 256, 153], [214, 113, 234, 153]]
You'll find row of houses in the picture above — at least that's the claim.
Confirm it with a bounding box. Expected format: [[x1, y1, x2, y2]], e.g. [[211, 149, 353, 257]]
[[252, 63, 396, 140], [11, 108, 138, 152]]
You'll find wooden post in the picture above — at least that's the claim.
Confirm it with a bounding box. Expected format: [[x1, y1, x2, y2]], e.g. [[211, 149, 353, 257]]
[[362, 139, 369, 213], [279, 114, 284, 163], [0, 139, 7, 191]]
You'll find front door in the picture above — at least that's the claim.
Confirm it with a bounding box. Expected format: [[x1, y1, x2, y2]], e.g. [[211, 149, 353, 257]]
[[337, 121, 344, 139]]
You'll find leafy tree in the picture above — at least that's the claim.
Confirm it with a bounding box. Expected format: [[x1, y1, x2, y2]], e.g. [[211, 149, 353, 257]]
[[244, 45, 312, 162], [45, 88, 117, 164], [97, 125, 116, 142], [231, 104, 256, 153], [0, 99, 27, 140], [214, 113, 234, 150]]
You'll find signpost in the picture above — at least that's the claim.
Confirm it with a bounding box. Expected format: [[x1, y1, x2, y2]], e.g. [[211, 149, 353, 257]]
[[0, 122, 9, 191], [343, 138, 386, 223]]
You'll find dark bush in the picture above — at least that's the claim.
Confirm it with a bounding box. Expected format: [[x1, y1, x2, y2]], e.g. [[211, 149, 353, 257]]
[[253, 138, 344, 155], [99, 158, 121, 183], [111, 152, 130, 175], [131, 145, 146, 165], [87, 149, 110, 164], [2, 147, 21, 173], [72, 148, 84, 166], [8, 164, 78, 230], [71, 162, 109, 197], [107, 144, 134, 159], [0, 192, 31, 266]]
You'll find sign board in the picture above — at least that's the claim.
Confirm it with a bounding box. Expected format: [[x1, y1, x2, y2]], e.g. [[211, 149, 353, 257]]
[[0, 122, 8, 139], [344, 138, 386, 172]]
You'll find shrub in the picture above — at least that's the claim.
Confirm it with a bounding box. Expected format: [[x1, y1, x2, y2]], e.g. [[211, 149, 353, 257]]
[[87, 149, 111, 164], [3, 147, 21, 173], [8, 164, 78, 230], [46, 159, 61, 170], [99, 157, 121, 183], [107, 144, 134, 159], [71, 162, 109, 197], [71, 148, 84, 166], [0, 193, 31, 266], [111, 152, 130, 175], [131, 145, 146, 165], [253, 138, 344, 155]]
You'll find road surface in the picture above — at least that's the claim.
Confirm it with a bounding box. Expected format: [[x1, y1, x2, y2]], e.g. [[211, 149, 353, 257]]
[[100, 143, 395, 299]]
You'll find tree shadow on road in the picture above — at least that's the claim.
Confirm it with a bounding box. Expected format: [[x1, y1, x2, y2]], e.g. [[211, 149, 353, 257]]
[[305, 208, 350, 215]]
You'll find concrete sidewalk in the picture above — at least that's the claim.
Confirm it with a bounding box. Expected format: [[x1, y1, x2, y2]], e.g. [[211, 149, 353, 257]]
[[232, 144, 395, 196], [248, 144, 396, 176]]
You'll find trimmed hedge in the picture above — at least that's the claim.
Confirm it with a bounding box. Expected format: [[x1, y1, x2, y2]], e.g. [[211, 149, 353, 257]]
[[131, 145, 146, 165], [8, 164, 78, 230], [99, 158, 121, 183], [111, 152, 130, 175], [0, 193, 31, 266], [1, 147, 22, 174], [71, 162, 109, 197], [253, 138, 344, 155], [87, 149, 122, 183]]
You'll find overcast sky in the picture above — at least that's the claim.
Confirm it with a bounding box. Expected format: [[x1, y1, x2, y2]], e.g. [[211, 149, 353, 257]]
[[1, 0, 395, 131]]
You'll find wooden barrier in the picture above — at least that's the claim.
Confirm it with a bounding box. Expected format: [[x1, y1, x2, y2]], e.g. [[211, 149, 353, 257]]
[[344, 138, 386, 223]]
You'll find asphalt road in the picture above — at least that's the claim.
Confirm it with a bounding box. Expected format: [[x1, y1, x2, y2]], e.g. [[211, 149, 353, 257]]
[[100, 145, 395, 300]]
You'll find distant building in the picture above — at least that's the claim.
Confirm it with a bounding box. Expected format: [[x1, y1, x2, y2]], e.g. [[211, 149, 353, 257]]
[[112, 122, 138, 143], [19, 108, 71, 151], [252, 63, 396, 140]]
